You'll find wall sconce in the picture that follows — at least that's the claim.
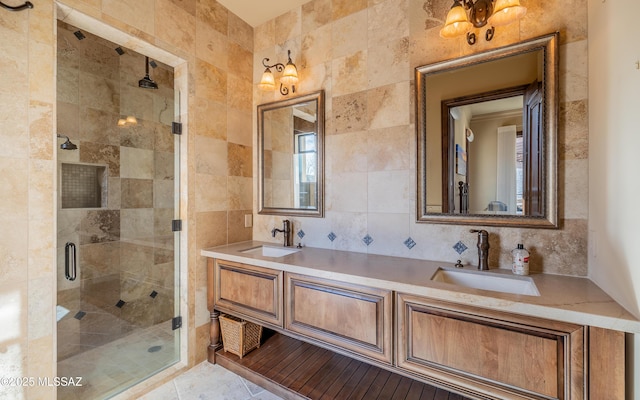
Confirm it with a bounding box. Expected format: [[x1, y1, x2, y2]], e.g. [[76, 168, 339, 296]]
[[259, 50, 299, 95], [440, 0, 526, 45]]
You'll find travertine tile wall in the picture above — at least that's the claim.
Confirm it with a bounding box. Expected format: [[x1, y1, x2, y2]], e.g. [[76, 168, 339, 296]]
[[0, 1, 253, 398], [253, 0, 588, 276], [0, 0, 589, 396]]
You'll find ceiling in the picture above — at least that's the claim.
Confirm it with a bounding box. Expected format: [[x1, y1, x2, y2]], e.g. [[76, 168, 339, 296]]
[[217, 0, 312, 27]]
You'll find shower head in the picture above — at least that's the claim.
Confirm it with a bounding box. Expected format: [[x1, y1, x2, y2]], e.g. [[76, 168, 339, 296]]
[[138, 56, 158, 90], [57, 134, 78, 150], [138, 76, 158, 90]]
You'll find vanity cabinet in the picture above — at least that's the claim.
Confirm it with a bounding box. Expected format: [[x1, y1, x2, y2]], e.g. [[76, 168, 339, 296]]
[[213, 259, 283, 327], [285, 273, 393, 364], [207, 254, 625, 399], [397, 293, 624, 400]]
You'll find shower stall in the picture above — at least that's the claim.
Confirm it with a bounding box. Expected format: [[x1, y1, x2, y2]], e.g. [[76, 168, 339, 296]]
[[55, 20, 180, 399]]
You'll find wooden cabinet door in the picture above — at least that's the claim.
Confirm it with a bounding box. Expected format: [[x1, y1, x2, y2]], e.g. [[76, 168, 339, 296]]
[[214, 259, 283, 327], [285, 273, 393, 364], [397, 293, 585, 400]]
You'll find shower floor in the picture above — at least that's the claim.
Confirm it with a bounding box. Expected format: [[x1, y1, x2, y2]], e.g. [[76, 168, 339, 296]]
[[57, 320, 177, 400]]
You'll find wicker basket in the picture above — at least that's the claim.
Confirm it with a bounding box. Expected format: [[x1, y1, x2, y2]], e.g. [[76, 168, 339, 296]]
[[219, 314, 262, 359]]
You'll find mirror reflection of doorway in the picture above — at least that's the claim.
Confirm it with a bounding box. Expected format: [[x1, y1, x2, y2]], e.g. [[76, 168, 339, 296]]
[[443, 82, 542, 216]]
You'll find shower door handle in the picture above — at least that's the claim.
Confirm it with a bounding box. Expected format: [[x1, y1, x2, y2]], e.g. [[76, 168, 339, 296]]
[[65, 242, 77, 281]]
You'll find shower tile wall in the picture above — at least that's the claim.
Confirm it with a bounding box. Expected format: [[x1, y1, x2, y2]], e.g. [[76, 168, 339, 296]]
[[56, 21, 175, 361]]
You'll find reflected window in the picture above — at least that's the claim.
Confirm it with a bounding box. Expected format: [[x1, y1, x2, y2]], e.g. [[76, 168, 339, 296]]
[[294, 117, 318, 209]]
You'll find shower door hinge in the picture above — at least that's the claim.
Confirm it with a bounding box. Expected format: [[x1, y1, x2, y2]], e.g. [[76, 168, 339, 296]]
[[172, 316, 182, 330], [172, 219, 182, 232], [172, 122, 182, 135]]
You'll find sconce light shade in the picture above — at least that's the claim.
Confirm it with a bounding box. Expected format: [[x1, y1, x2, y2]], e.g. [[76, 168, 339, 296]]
[[280, 61, 299, 86], [487, 0, 526, 26], [440, 2, 472, 38], [259, 68, 276, 91], [465, 128, 475, 142]]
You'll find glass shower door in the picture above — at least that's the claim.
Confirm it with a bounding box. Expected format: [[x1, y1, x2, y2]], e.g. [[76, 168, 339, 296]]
[[55, 20, 180, 399]]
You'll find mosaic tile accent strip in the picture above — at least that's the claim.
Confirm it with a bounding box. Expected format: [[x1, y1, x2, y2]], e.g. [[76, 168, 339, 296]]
[[453, 241, 468, 254], [404, 237, 416, 250], [297, 230, 305, 239], [74, 311, 86, 320], [115, 300, 126, 308], [363, 234, 374, 246], [327, 232, 337, 242], [150, 290, 158, 298]]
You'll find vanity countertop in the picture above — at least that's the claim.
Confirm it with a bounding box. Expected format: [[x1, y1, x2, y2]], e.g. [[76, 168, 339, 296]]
[[202, 240, 640, 333]]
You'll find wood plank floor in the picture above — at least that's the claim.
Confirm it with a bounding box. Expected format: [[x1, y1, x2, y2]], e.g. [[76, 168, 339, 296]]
[[216, 332, 473, 400]]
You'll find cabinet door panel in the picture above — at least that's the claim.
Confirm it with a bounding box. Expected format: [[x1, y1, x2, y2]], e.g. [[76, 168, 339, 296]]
[[397, 293, 585, 400], [214, 260, 283, 327], [294, 284, 378, 345], [286, 273, 393, 364], [411, 310, 558, 397]]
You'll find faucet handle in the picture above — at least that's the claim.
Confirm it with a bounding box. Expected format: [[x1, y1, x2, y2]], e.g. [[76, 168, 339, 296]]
[[470, 229, 489, 242]]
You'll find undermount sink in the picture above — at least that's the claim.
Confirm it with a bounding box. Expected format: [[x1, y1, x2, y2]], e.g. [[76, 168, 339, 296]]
[[240, 245, 300, 258], [431, 267, 540, 296]]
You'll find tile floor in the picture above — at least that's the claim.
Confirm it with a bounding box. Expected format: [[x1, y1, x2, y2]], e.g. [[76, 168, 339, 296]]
[[57, 314, 281, 400], [139, 362, 283, 400], [57, 298, 137, 361], [57, 321, 178, 399]]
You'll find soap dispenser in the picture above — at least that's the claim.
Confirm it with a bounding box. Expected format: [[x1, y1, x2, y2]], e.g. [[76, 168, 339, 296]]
[[511, 244, 530, 275]]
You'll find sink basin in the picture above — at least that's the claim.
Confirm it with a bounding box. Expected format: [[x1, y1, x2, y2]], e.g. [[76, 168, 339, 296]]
[[240, 245, 300, 258], [431, 268, 540, 296]]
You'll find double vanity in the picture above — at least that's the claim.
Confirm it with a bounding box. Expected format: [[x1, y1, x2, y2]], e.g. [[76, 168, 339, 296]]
[[205, 31, 631, 400], [202, 242, 635, 400]]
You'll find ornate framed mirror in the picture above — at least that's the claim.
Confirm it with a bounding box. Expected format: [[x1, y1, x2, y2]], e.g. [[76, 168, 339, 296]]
[[258, 90, 325, 217], [416, 33, 558, 228]]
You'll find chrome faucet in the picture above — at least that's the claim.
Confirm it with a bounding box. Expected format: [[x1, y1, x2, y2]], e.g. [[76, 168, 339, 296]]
[[470, 229, 490, 270], [271, 220, 293, 247]]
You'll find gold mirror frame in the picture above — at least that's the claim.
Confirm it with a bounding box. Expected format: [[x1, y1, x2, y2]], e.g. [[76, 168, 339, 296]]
[[258, 90, 325, 217], [416, 33, 559, 228]]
